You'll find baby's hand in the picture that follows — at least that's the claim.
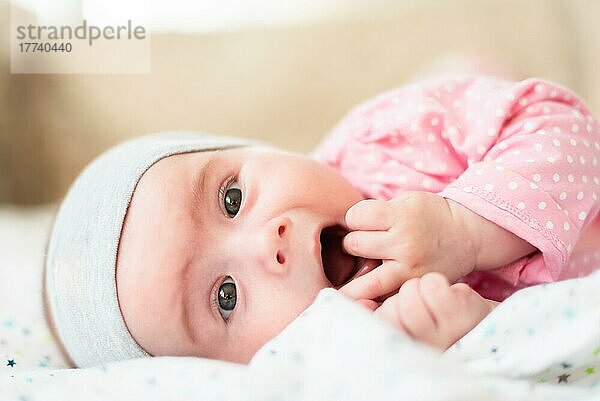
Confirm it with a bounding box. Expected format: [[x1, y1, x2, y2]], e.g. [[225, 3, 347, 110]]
[[340, 191, 478, 301], [367, 272, 496, 350]]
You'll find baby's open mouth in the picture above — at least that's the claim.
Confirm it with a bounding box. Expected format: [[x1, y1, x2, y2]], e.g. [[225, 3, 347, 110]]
[[320, 225, 362, 287]]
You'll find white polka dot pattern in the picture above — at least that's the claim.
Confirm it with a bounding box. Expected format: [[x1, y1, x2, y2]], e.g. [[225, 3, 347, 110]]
[[312, 75, 600, 299]]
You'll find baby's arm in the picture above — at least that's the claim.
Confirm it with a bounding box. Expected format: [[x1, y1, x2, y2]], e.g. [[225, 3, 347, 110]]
[[364, 272, 497, 350], [445, 198, 537, 272], [332, 76, 600, 301], [435, 78, 600, 282], [341, 191, 537, 301]]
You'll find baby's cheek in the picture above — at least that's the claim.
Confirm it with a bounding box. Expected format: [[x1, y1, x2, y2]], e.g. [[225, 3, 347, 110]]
[[254, 287, 316, 339]]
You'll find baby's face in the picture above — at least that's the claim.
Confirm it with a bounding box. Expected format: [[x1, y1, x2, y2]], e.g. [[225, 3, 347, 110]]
[[116, 146, 365, 363]]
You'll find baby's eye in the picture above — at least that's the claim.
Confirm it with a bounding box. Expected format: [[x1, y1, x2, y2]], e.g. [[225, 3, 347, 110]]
[[217, 276, 237, 320], [222, 179, 242, 218]]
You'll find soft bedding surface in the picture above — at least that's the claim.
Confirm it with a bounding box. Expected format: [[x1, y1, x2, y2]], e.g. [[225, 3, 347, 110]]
[[2, 268, 599, 400]]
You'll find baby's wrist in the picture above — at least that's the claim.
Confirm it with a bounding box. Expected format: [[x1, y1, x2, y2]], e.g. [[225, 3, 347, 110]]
[[444, 198, 480, 275], [444, 197, 538, 271]]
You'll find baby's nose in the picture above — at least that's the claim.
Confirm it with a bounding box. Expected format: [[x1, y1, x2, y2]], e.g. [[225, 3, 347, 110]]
[[252, 216, 290, 274]]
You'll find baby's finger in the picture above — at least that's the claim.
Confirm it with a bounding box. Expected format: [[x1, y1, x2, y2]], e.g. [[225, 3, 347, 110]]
[[355, 298, 381, 312], [417, 273, 455, 328], [345, 199, 393, 231], [339, 260, 408, 300], [450, 283, 498, 315], [378, 278, 437, 340], [342, 230, 391, 259]]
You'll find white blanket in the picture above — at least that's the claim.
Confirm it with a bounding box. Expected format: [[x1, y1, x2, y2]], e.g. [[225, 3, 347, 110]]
[[2, 270, 599, 401]]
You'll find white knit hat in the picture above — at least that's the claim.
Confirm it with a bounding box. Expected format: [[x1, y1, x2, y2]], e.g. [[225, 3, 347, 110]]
[[44, 131, 256, 368]]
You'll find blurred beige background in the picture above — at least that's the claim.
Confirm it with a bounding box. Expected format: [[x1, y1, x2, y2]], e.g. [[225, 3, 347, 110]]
[[1, 0, 600, 205]]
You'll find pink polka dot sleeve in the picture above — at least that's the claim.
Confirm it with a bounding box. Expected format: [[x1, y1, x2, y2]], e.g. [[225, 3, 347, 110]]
[[437, 78, 600, 282], [312, 75, 600, 287]]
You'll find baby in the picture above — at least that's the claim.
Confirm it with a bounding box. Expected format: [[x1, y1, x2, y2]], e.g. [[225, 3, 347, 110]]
[[44, 74, 600, 368]]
